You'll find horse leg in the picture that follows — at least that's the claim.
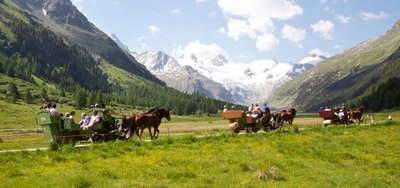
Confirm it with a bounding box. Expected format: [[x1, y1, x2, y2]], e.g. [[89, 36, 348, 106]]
[[148, 127, 153, 140], [155, 128, 160, 139], [138, 128, 145, 140]]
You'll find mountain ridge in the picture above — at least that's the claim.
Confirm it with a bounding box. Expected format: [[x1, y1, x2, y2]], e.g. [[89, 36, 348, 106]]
[[268, 18, 400, 111], [134, 49, 326, 104], [17, 0, 165, 86]]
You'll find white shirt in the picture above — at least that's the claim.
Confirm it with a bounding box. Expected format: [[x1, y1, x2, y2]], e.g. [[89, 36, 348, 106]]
[[49, 108, 59, 116], [338, 112, 345, 118]]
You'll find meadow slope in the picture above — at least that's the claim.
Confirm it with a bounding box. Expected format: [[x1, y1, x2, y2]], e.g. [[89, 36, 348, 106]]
[[0, 122, 399, 187]]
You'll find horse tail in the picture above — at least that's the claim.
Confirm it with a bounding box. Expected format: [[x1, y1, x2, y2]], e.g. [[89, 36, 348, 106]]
[[130, 115, 137, 132], [275, 113, 281, 128], [122, 116, 127, 126]]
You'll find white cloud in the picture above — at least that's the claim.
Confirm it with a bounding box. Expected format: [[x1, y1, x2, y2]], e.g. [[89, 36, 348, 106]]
[[360, 11, 389, 20], [171, 8, 181, 15], [311, 20, 335, 40], [148, 25, 160, 35], [336, 15, 350, 23], [281, 24, 306, 44], [137, 36, 147, 42], [227, 18, 257, 40], [248, 16, 275, 33], [333, 45, 344, 49], [324, 6, 330, 11], [196, 0, 207, 2], [343, 0, 348, 2], [226, 17, 274, 40], [217, 27, 226, 34], [172, 40, 227, 59], [256, 33, 280, 52], [321, 0, 328, 3], [77, 6, 82, 12], [309, 48, 330, 57], [217, 0, 303, 20], [208, 12, 216, 18]]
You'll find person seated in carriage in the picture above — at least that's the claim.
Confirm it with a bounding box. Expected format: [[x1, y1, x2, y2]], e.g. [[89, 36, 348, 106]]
[[79, 113, 90, 128], [325, 106, 332, 111], [223, 105, 228, 112], [261, 103, 270, 113], [81, 111, 100, 130]]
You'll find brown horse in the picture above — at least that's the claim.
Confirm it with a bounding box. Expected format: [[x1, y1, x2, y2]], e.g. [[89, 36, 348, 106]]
[[350, 106, 364, 125], [122, 115, 136, 139], [135, 108, 171, 139], [273, 108, 297, 130]]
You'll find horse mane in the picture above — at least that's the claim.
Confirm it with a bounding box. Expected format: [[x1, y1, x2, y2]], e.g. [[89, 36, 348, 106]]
[[146, 108, 158, 114]]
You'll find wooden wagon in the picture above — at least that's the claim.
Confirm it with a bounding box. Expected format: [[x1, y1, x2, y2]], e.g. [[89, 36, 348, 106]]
[[319, 110, 350, 127], [222, 110, 271, 133]]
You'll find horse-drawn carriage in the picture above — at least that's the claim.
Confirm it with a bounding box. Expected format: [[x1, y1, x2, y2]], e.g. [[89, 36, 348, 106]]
[[36, 108, 125, 145], [319, 106, 364, 127], [36, 107, 172, 145], [222, 110, 272, 133]]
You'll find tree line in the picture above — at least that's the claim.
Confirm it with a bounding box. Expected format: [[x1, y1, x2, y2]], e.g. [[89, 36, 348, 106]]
[[346, 77, 400, 112], [0, 7, 241, 115]]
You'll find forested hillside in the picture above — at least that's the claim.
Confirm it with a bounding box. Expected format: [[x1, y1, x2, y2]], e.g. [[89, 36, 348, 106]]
[[346, 77, 400, 112], [0, 0, 240, 115], [269, 19, 400, 111]]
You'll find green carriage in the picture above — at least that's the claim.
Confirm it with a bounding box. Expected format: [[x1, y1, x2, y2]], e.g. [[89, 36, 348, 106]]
[[36, 108, 123, 145]]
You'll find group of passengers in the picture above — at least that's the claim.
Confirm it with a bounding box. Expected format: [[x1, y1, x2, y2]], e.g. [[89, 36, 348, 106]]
[[42, 100, 101, 130], [223, 103, 270, 123], [321, 103, 349, 123], [223, 105, 237, 112], [247, 103, 270, 122]]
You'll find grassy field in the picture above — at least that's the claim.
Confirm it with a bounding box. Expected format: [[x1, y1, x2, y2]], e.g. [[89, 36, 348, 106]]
[[0, 121, 399, 187], [0, 99, 400, 186]]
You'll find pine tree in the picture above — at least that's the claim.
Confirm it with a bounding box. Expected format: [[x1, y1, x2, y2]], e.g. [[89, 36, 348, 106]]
[[60, 88, 66, 97], [7, 82, 19, 97], [87, 91, 96, 106], [75, 89, 87, 109], [183, 104, 190, 116], [39, 87, 48, 101], [24, 89, 33, 104], [11, 93, 17, 104], [95, 90, 103, 104]]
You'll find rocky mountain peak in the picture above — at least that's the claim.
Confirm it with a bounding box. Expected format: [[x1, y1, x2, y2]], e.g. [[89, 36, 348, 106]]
[[386, 19, 400, 35], [108, 33, 131, 53], [210, 54, 229, 66], [191, 54, 198, 62], [39, 0, 93, 32]]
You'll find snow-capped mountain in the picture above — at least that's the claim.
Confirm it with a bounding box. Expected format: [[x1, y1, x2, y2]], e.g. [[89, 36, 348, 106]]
[[108, 33, 137, 56], [286, 54, 327, 78], [133, 50, 326, 104], [134, 51, 236, 101]]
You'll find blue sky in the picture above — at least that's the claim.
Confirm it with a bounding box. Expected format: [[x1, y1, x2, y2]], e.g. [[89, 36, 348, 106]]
[[71, 0, 400, 63]]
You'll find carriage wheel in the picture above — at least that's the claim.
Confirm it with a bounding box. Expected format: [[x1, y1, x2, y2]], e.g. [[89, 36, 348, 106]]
[[253, 128, 259, 133], [92, 135, 103, 143], [245, 127, 252, 133], [233, 129, 240, 134]]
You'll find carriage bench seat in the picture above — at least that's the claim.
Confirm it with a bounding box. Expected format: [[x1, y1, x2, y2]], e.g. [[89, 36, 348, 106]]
[[222, 110, 245, 119], [319, 110, 334, 119]]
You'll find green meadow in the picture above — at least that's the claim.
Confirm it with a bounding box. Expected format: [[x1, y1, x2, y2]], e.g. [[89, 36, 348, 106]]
[[0, 101, 400, 187], [0, 123, 399, 187]]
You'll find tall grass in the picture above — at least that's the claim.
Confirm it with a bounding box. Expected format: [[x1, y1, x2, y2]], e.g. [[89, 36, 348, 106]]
[[0, 123, 399, 187]]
